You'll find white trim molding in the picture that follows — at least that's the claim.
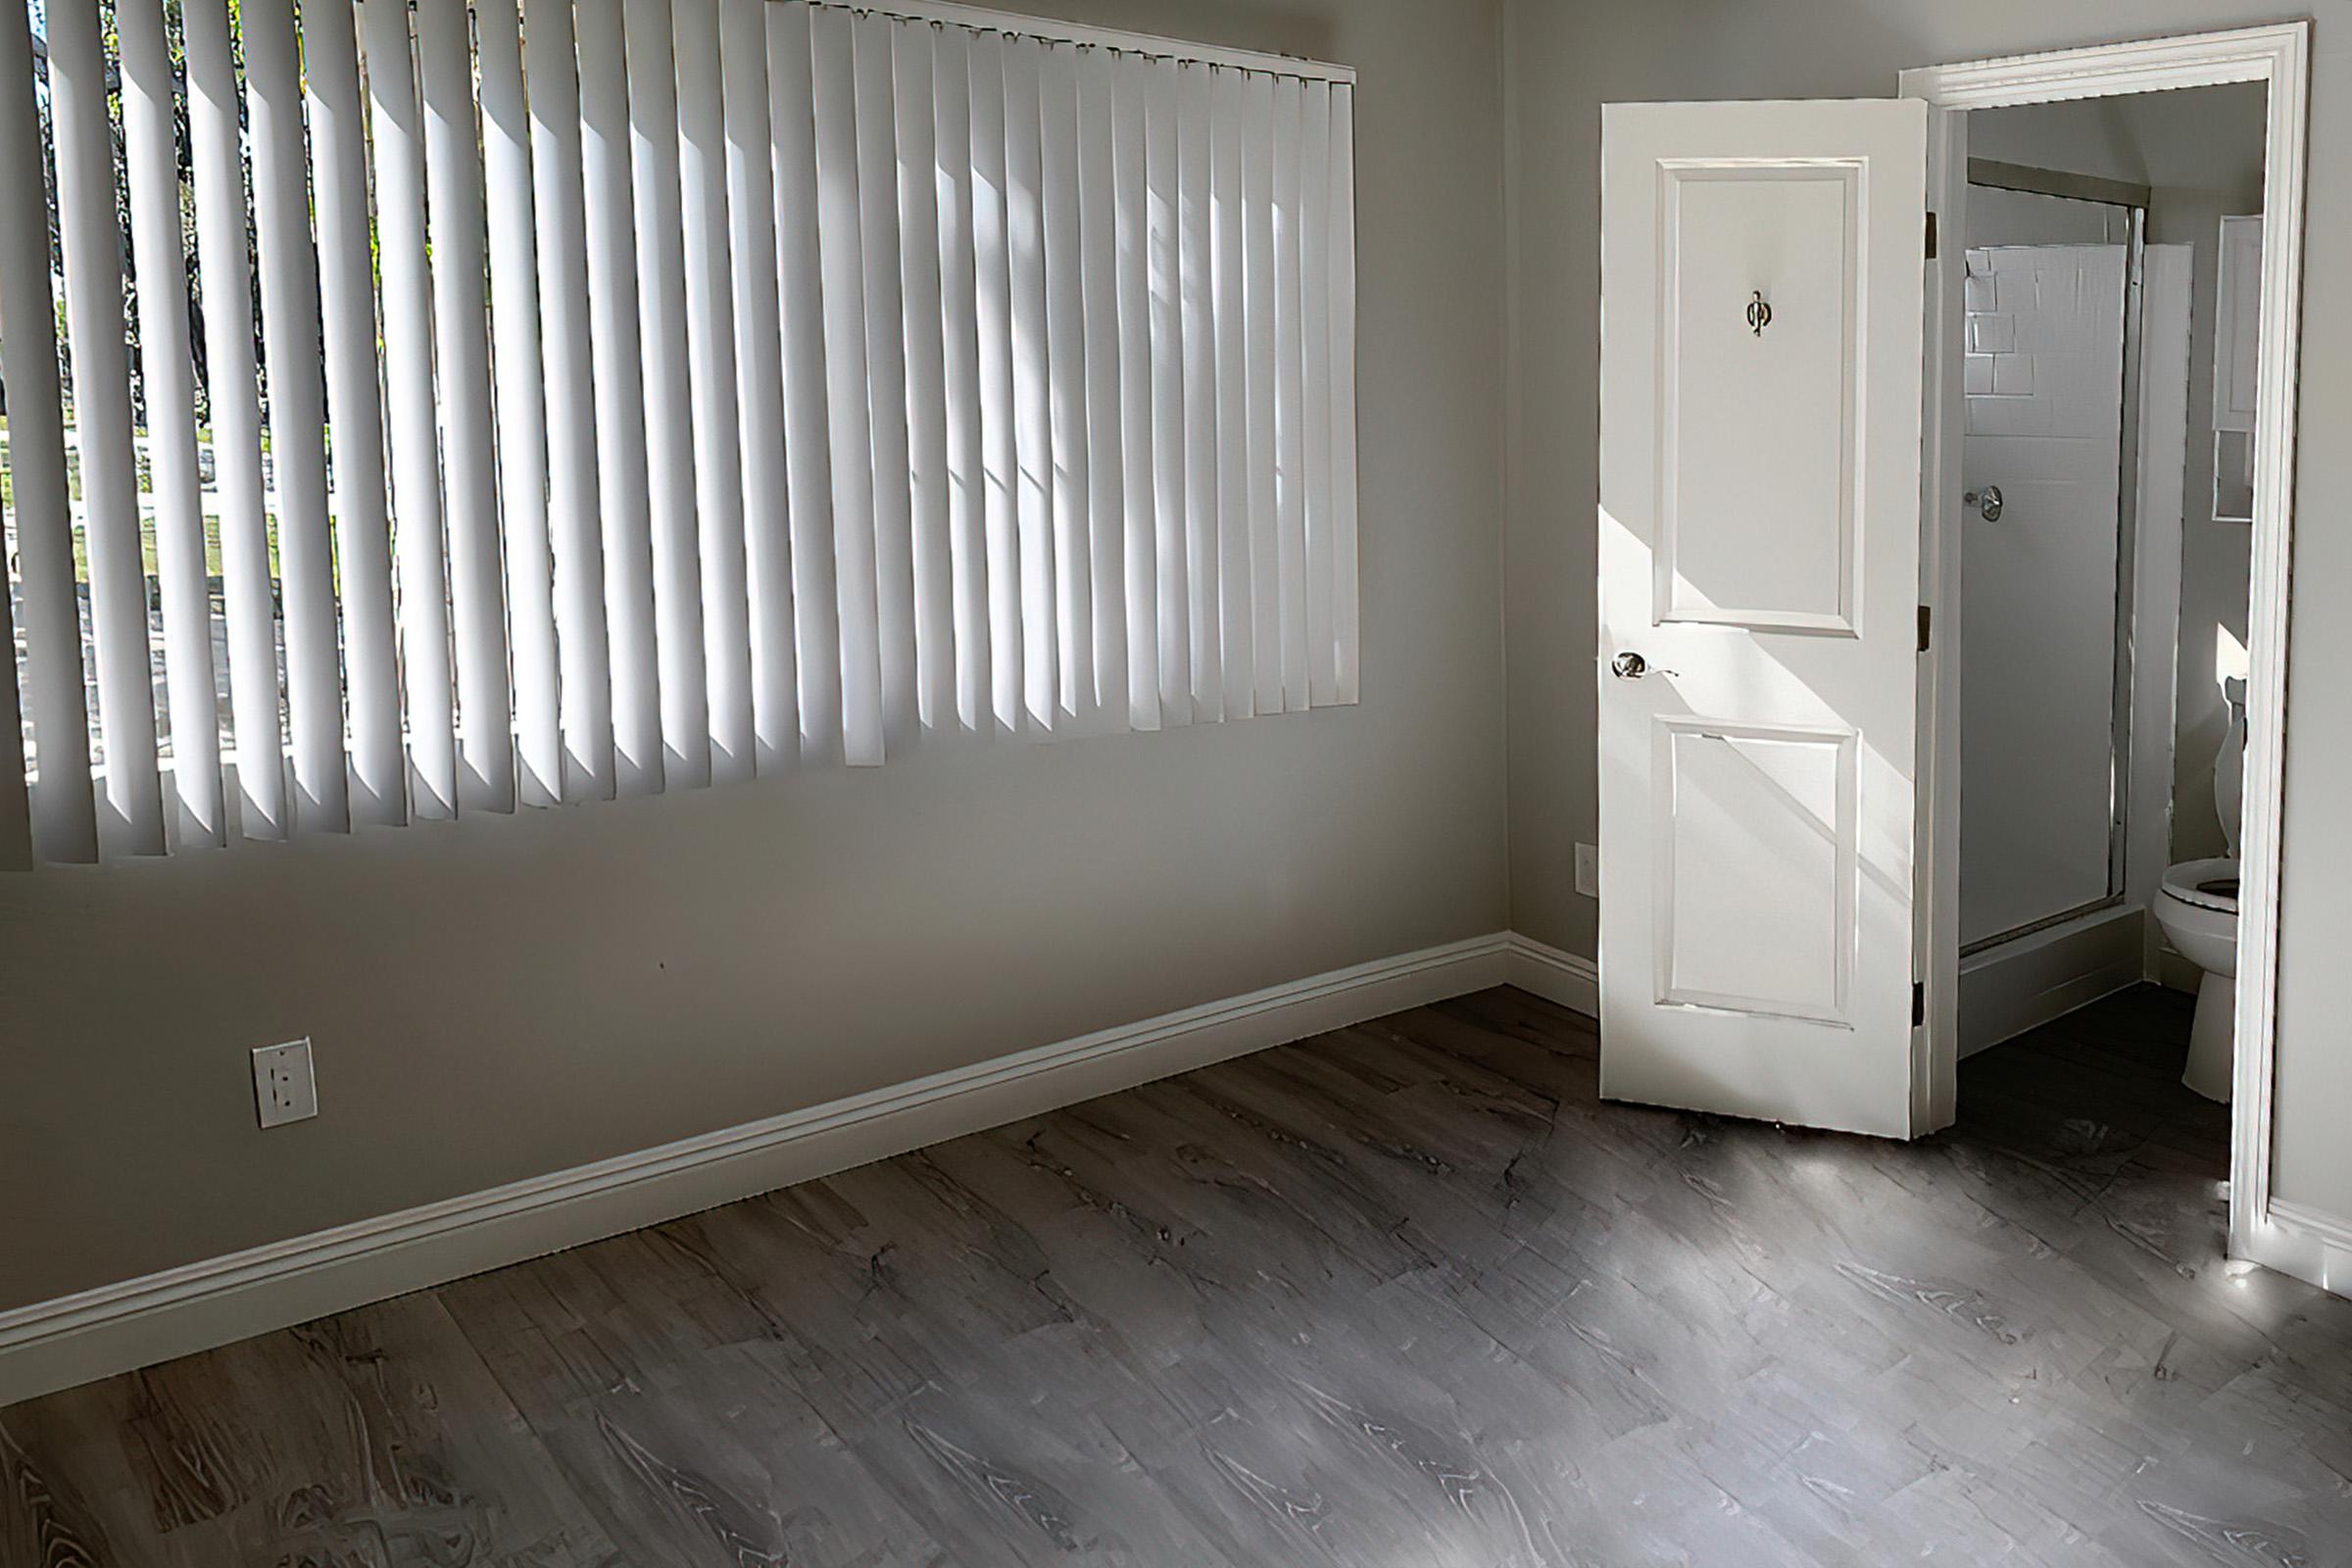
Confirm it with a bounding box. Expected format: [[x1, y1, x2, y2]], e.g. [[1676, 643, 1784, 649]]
[[1896, 22, 2302, 103], [1957, 906, 2146, 1059], [1900, 21, 2315, 1293], [2257, 1201, 2352, 1298], [1505, 933, 1600, 1015], [0, 933, 1525, 1407]]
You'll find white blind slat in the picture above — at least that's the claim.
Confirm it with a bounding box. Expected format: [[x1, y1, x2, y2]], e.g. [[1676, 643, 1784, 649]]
[[854, 13, 920, 750], [0, 576, 22, 867], [1176, 59, 1221, 721], [966, 31, 1025, 734], [1241, 72, 1282, 718], [1003, 38, 1060, 733], [895, 25, 956, 735], [361, 0, 458, 820], [51, 0, 165, 853], [0, 14, 23, 864], [1272, 74, 1310, 712], [721, 0, 799, 773], [931, 26, 993, 734], [186, 0, 287, 839], [120, 0, 225, 847], [1077, 47, 1129, 730], [1208, 66, 1250, 723], [524, 0, 617, 803], [625, 0, 712, 790], [1142, 58, 1191, 728], [1109, 52, 1158, 731], [809, 7, 886, 765], [1301, 80, 1338, 707], [769, 0, 846, 767], [1038, 43, 1093, 726], [246, 0, 349, 833], [578, 0, 664, 796], [478, 0, 564, 809], [418, 0, 516, 813], [1331, 83, 1361, 704], [304, 0, 405, 825], [676, 0, 755, 786], [0, 0, 92, 862]]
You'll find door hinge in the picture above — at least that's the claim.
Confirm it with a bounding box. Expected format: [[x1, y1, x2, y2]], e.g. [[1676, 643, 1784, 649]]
[[1925, 211, 1939, 261], [1917, 604, 1932, 653], [1912, 981, 1926, 1028]]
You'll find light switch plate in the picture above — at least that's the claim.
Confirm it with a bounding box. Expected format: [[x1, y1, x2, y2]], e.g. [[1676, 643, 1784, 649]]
[[252, 1038, 318, 1129], [1574, 842, 1600, 899]]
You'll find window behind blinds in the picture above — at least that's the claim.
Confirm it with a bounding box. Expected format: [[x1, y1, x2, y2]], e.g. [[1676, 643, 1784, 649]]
[[0, 0, 1358, 867]]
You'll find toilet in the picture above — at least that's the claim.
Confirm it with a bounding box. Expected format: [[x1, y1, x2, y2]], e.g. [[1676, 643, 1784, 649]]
[[2151, 677, 2247, 1102]]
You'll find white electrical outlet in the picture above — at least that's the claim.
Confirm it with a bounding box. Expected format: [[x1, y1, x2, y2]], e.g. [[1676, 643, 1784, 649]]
[[1575, 842, 1600, 899], [252, 1038, 318, 1129]]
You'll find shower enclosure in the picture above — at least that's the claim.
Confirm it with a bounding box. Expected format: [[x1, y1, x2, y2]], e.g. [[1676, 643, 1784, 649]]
[[1957, 164, 2180, 954]]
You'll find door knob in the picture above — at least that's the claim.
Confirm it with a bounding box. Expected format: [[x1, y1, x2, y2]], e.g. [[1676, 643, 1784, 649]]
[[1964, 483, 2004, 521], [1613, 651, 1672, 680]]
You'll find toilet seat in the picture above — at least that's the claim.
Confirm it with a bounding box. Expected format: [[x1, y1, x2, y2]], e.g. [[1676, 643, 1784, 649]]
[[2161, 857, 2239, 915]]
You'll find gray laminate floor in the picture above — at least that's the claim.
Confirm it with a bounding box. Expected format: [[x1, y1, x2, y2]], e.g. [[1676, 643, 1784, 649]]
[[6, 984, 2349, 1566]]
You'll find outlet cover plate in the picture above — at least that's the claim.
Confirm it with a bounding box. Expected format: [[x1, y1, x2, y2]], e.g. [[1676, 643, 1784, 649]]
[[1575, 842, 1600, 899], [253, 1038, 318, 1129]]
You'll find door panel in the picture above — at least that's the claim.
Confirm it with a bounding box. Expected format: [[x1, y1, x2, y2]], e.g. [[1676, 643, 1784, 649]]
[[1661, 166, 1859, 633], [1655, 719, 1857, 1023], [1599, 99, 1930, 1139]]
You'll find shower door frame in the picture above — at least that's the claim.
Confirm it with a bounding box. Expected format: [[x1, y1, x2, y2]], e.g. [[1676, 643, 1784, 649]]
[[1952, 183, 2148, 961], [1902, 23, 2317, 1288]]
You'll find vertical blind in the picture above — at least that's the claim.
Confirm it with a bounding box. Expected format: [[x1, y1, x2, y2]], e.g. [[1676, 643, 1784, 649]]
[[0, 0, 1359, 868]]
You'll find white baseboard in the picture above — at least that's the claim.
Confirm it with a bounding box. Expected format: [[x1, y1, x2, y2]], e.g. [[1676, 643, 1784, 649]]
[[1958, 905, 2146, 1057], [2248, 1200, 2352, 1297], [1504, 933, 1599, 1014], [0, 932, 1513, 1408]]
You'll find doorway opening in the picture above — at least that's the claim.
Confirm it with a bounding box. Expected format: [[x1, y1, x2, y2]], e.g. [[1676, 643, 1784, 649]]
[[1950, 83, 2264, 1102], [1904, 24, 2315, 1288]]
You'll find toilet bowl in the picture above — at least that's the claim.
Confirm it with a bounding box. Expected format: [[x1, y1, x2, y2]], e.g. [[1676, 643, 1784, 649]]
[[2153, 857, 2237, 1102], [2153, 676, 2247, 1102]]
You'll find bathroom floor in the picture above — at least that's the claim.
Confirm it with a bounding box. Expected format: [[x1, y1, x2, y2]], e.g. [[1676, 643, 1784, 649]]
[[6, 984, 2344, 1567], [1960, 981, 2230, 1190]]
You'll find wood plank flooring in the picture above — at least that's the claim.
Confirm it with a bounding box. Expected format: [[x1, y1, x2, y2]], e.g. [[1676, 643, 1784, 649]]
[[6, 984, 2349, 1566]]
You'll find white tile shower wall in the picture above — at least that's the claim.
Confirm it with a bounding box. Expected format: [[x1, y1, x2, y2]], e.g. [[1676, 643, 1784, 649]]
[[1959, 245, 2130, 948]]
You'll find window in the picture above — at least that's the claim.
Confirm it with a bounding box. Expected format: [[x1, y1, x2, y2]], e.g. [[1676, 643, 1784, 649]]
[[0, 0, 1358, 867]]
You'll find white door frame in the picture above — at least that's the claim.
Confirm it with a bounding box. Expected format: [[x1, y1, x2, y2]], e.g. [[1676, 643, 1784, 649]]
[[1899, 24, 2312, 1280]]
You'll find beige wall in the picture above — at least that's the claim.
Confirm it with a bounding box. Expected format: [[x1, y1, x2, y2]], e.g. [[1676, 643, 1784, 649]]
[[0, 0, 1511, 1314], [1503, 0, 2352, 1215]]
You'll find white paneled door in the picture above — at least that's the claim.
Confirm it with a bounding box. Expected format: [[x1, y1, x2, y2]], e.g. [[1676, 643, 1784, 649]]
[[1597, 100, 1932, 1139]]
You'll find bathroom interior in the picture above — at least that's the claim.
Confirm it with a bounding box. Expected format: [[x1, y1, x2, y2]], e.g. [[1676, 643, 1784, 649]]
[[1955, 81, 2268, 1134]]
